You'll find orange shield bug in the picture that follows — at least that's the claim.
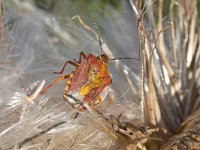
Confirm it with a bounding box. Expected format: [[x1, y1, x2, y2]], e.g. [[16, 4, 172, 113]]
[[39, 52, 112, 111], [39, 17, 139, 111], [39, 17, 113, 111]]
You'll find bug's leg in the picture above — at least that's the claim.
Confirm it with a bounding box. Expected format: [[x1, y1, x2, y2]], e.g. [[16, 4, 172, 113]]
[[94, 96, 103, 106], [74, 112, 79, 119], [53, 61, 78, 74], [39, 75, 69, 95], [73, 51, 87, 64]]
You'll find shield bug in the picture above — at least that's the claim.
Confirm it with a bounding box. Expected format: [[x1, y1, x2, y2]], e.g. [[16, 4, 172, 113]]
[[39, 17, 113, 111], [39, 51, 112, 111], [39, 17, 139, 112]]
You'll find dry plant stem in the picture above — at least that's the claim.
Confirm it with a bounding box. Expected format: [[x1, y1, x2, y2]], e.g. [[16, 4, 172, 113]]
[[157, 0, 181, 103], [129, 1, 144, 125], [180, 1, 189, 93], [185, 61, 198, 117], [157, 0, 185, 124], [146, 26, 173, 127], [138, 23, 146, 126], [128, 0, 200, 148], [170, 0, 177, 65], [146, 0, 156, 30], [147, 26, 174, 128], [147, 64, 161, 125], [151, 26, 181, 130], [184, 0, 198, 116], [69, 134, 80, 148], [129, 0, 146, 125], [133, 0, 162, 126], [149, 25, 171, 64], [186, 1, 197, 68], [129, 0, 139, 18], [157, 0, 165, 54]]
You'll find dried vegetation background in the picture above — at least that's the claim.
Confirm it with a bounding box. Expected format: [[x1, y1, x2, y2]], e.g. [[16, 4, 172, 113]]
[[0, 0, 199, 150]]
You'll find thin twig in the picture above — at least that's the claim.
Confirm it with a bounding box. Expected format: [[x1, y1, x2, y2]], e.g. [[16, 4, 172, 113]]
[[69, 134, 80, 149], [18, 121, 66, 148]]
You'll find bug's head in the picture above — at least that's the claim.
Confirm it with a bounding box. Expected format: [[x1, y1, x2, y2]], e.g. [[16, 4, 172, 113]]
[[99, 54, 109, 65]]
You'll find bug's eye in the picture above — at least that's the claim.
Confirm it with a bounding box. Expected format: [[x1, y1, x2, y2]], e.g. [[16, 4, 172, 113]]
[[100, 54, 109, 64]]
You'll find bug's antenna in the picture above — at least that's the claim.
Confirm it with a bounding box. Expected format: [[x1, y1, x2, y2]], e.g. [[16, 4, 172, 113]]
[[92, 20, 103, 55], [110, 57, 141, 61]]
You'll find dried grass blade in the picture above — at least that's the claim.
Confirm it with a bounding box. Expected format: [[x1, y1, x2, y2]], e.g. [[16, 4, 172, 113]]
[[147, 65, 161, 126], [184, 34, 198, 116], [170, 0, 177, 65], [186, 1, 197, 68]]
